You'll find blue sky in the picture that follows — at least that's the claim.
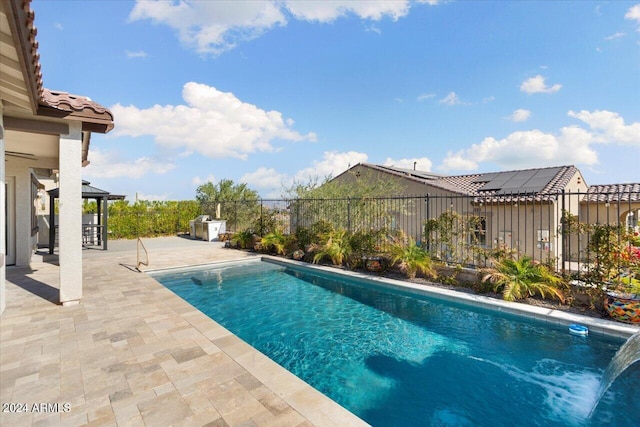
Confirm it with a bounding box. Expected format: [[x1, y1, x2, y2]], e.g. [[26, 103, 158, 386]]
[[32, 0, 640, 201]]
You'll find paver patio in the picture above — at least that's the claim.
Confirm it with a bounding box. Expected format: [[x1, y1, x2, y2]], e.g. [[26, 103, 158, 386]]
[[1, 237, 368, 427]]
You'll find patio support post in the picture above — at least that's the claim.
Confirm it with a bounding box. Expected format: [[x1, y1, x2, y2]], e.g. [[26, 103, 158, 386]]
[[0, 104, 6, 315], [103, 196, 108, 250], [49, 193, 55, 254], [96, 196, 102, 246], [58, 123, 83, 306]]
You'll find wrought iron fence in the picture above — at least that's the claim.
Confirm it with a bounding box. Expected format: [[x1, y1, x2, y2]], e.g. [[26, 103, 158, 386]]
[[111, 188, 640, 273]]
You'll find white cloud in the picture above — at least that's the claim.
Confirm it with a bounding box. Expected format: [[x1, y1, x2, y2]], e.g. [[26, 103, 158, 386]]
[[605, 32, 625, 41], [440, 110, 639, 172], [136, 193, 169, 202], [83, 149, 175, 179], [129, 0, 440, 55], [439, 92, 468, 106], [241, 167, 287, 190], [440, 127, 597, 172], [294, 151, 369, 182], [285, 1, 410, 23], [568, 110, 640, 146], [111, 82, 316, 160], [239, 151, 369, 197], [129, 0, 287, 55], [126, 50, 148, 58], [417, 93, 436, 101], [54, 22, 63, 31], [508, 109, 532, 122], [625, 4, 640, 29], [520, 75, 562, 94], [192, 174, 217, 185], [440, 153, 479, 171], [383, 157, 433, 171], [366, 24, 382, 35]]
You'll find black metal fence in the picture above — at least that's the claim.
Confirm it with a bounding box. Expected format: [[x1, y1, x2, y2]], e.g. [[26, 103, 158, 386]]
[[114, 189, 639, 272]]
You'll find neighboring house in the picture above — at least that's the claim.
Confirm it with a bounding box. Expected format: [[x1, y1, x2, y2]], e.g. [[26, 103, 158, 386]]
[[1, 0, 114, 314], [329, 163, 639, 270]]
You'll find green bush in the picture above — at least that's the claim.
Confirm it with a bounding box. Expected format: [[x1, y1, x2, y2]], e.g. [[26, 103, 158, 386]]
[[107, 200, 201, 239]]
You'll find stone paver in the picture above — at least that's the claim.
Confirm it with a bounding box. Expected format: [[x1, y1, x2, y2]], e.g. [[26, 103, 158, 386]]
[[1, 237, 368, 426]]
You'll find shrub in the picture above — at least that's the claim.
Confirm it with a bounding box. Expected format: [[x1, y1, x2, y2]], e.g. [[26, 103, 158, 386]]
[[235, 229, 255, 249], [482, 256, 566, 303], [313, 229, 352, 267], [389, 234, 436, 279], [261, 229, 287, 255]]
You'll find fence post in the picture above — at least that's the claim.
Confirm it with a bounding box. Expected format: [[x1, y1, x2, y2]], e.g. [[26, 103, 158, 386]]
[[260, 199, 264, 237], [561, 189, 566, 275], [424, 194, 430, 252], [347, 197, 351, 233]]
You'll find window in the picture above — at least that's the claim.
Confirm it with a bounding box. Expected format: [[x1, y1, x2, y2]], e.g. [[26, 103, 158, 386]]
[[471, 217, 487, 247]]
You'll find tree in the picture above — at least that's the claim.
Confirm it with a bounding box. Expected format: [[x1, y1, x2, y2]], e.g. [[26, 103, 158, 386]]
[[195, 179, 260, 232], [280, 175, 328, 199], [196, 179, 259, 203], [286, 170, 405, 235]]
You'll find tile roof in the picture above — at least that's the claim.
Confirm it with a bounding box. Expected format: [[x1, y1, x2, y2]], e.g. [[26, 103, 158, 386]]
[[38, 89, 114, 133], [361, 163, 444, 183], [583, 183, 640, 203], [351, 163, 580, 202], [429, 165, 579, 202], [40, 89, 113, 118], [22, 0, 43, 98]]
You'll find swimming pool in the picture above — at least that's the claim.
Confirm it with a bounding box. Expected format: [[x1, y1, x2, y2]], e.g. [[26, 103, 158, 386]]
[[151, 259, 640, 426]]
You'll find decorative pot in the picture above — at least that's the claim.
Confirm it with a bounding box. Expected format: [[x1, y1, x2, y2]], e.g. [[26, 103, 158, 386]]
[[604, 291, 640, 324]]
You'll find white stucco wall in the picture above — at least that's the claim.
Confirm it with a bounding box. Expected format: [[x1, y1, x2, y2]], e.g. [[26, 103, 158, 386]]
[[5, 156, 57, 266], [58, 123, 83, 305]]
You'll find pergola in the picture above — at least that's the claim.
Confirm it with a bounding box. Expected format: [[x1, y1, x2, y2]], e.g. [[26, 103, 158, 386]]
[[48, 181, 125, 253]]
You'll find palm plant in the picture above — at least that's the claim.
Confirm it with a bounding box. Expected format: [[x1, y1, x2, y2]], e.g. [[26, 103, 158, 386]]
[[313, 229, 352, 266], [482, 256, 565, 302], [234, 229, 255, 249], [390, 235, 436, 279], [261, 229, 287, 255]]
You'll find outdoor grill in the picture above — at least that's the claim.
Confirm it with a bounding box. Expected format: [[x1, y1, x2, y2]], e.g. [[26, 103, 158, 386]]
[[190, 215, 226, 242]]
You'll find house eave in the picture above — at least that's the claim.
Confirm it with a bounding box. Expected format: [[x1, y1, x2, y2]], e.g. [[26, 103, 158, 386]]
[[1, 0, 43, 113]]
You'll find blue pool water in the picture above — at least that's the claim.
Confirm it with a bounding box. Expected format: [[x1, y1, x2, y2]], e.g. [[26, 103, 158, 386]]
[[151, 260, 640, 426]]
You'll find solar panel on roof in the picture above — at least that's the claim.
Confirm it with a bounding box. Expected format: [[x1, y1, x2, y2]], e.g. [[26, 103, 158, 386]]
[[514, 170, 537, 179], [478, 168, 562, 194], [525, 176, 553, 187], [533, 167, 562, 177], [472, 172, 501, 183], [478, 172, 517, 190], [502, 178, 531, 187], [480, 181, 508, 191]]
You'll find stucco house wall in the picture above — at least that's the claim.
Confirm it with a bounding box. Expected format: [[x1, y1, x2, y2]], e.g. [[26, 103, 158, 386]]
[[5, 155, 57, 265]]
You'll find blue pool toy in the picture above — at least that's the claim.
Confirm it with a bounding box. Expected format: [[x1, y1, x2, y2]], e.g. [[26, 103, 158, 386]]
[[569, 324, 589, 336]]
